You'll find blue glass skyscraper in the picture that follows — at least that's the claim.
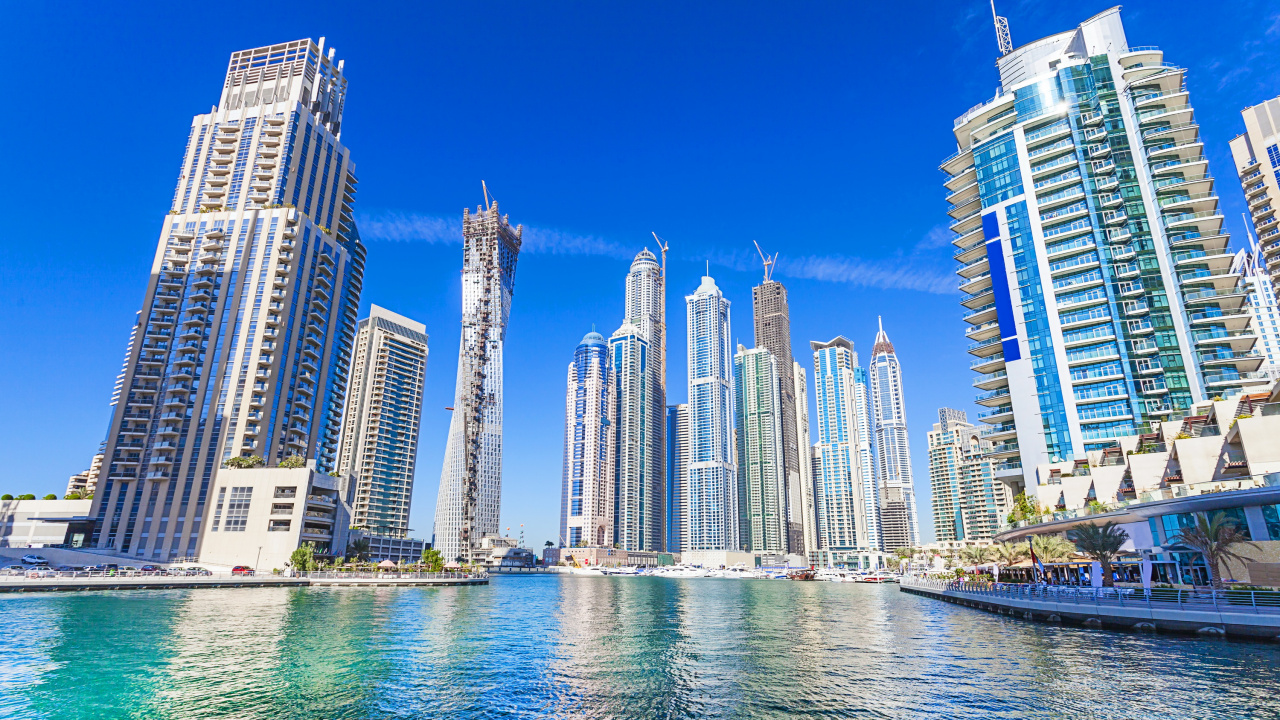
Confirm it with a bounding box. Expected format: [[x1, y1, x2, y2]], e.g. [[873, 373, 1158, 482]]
[[561, 331, 615, 548], [684, 274, 737, 551]]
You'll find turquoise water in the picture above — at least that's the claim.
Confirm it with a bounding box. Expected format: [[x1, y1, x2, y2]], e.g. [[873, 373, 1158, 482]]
[[2, 575, 1278, 719]]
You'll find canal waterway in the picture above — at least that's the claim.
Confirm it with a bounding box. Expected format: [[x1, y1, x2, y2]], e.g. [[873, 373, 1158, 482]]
[[1, 575, 1278, 719]]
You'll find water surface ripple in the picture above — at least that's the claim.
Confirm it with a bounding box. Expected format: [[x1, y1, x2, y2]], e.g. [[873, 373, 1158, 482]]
[[1, 576, 1278, 719]]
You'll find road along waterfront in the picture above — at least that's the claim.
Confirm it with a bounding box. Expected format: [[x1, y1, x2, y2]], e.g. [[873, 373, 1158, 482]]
[[3, 574, 1279, 719]]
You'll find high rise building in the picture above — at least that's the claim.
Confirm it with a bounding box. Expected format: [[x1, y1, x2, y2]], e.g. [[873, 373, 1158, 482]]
[[1229, 97, 1280, 297], [90, 39, 366, 560], [337, 305, 429, 538], [792, 361, 820, 557], [561, 331, 615, 548], [610, 249, 667, 551], [685, 274, 737, 551], [1232, 238, 1280, 377], [733, 345, 788, 553], [928, 408, 1010, 543], [810, 337, 876, 555], [751, 266, 802, 551], [1233, 234, 1280, 376], [610, 322, 652, 550], [851, 364, 881, 550], [869, 319, 918, 549], [434, 201, 522, 563], [944, 8, 1265, 513], [665, 403, 689, 551]]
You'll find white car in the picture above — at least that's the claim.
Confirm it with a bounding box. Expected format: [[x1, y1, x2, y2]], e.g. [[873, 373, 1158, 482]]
[[21, 554, 47, 565]]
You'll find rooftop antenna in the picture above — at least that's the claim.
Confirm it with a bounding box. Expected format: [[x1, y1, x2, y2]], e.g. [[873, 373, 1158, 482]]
[[753, 240, 777, 283], [481, 180, 492, 211], [706, 259, 710, 277], [991, 0, 1013, 56]]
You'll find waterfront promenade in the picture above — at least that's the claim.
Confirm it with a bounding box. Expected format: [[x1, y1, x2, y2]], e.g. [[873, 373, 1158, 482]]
[[0, 571, 487, 593], [899, 576, 1280, 639]]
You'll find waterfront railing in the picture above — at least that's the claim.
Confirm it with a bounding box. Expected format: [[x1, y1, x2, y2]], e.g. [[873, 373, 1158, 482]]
[[301, 571, 486, 581], [901, 577, 1280, 614]]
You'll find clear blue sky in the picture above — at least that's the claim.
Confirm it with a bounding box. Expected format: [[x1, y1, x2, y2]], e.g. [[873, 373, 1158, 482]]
[[2, 1, 1278, 547]]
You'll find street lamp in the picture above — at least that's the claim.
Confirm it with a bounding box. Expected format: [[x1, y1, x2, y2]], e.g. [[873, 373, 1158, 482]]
[[255, 545, 263, 572]]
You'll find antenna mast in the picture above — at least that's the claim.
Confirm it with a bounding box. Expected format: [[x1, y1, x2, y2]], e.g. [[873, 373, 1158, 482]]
[[753, 240, 777, 283], [481, 180, 492, 211], [991, 0, 1013, 56]]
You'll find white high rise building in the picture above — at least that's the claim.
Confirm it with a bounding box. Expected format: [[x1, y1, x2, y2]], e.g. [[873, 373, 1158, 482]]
[[810, 337, 877, 557], [90, 39, 366, 560], [434, 201, 522, 563], [337, 305, 429, 538], [733, 346, 788, 553], [928, 408, 1011, 543], [611, 249, 667, 551], [793, 361, 820, 557], [665, 403, 689, 551], [944, 8, 1265, 515], [1229, 95, 1280, 297], [685, 274, 737, 551], [622, 248, 665, 548], [1231, 238, 1280, 377], [561, 331, 615, 548], [869, 319, 919, 549]]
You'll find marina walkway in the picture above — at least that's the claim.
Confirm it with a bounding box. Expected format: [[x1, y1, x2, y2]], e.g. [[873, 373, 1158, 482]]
[[900, 577, 1280, 639]]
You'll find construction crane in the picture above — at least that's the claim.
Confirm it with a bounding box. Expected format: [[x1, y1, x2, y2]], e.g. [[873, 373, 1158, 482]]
[[991, 0, 1013, 56], [753, 240, 777, 283]]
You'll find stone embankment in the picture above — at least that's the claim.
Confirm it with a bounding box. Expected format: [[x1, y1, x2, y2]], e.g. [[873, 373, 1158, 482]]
[[0, 571, 487, 593], [900, 577, 1280, 640]]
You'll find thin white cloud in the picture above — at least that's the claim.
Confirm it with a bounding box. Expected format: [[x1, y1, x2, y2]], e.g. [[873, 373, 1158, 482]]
[[357, 210, 632, 259], [361, 212, 956, 293]]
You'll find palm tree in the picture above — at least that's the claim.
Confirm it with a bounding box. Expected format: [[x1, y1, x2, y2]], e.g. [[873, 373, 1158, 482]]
[[1030, 533, 1075, 563], [959, 545, 992, 566], [346, 537, 371, 562], [1171, 512, 1260, 590], [1066, 522, 1129, 587], [992, 542, 1027, 567]]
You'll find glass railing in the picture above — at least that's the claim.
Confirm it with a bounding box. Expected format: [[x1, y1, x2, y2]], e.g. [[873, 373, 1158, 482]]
[[1060, 305, 1110, 326], [1041, 201, 1089, 223], [1066, 344, 1120, 363], [1038, 185, 1085, 206], [970, 353, 1004, 369], [1025, 119, 1071, 143], [1028, 136, 1074, 160], [1048, 251, 1099, 274], [1034, 168, 1081, 190], [1063, 324, 1115, 345], [1053, 269, 1103, 291], [1044, 226, 1094, 246], [1150, 155, 1206, 172], [1057, 287, 1108, 309], [1031, 154, 1078, 176]]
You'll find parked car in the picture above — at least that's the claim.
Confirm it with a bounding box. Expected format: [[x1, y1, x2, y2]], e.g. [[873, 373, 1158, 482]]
[[118, 566, 141, 576], [2, 565, 28, 576], [139, 565, 166, 575], [26, 566, 56, 578], [231, 566, 255, 576], [21, 554, 47, 565], [190, 567, 212, 576]]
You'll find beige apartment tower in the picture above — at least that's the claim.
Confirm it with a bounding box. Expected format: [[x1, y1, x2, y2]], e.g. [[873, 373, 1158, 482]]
[[337, 305, 429, 538], [1229, 98, 1280, 300]]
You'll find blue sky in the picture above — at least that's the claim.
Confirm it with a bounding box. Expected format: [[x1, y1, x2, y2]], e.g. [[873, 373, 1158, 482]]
[[2, 1, 1279, 547]]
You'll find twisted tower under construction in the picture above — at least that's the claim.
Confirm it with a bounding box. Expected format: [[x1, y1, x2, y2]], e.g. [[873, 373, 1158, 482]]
[[433, 197, 522, 563]]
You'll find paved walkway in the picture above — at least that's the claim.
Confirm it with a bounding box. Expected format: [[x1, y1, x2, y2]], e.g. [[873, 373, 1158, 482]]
[[899, 577, 1280, 640]]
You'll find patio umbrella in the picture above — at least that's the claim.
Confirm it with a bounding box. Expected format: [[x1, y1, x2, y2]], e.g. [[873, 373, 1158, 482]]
[[378, 560, 396, 569]]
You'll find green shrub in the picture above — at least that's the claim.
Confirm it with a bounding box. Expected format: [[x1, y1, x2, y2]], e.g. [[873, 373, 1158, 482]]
[[279, 455, 306, 469]]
